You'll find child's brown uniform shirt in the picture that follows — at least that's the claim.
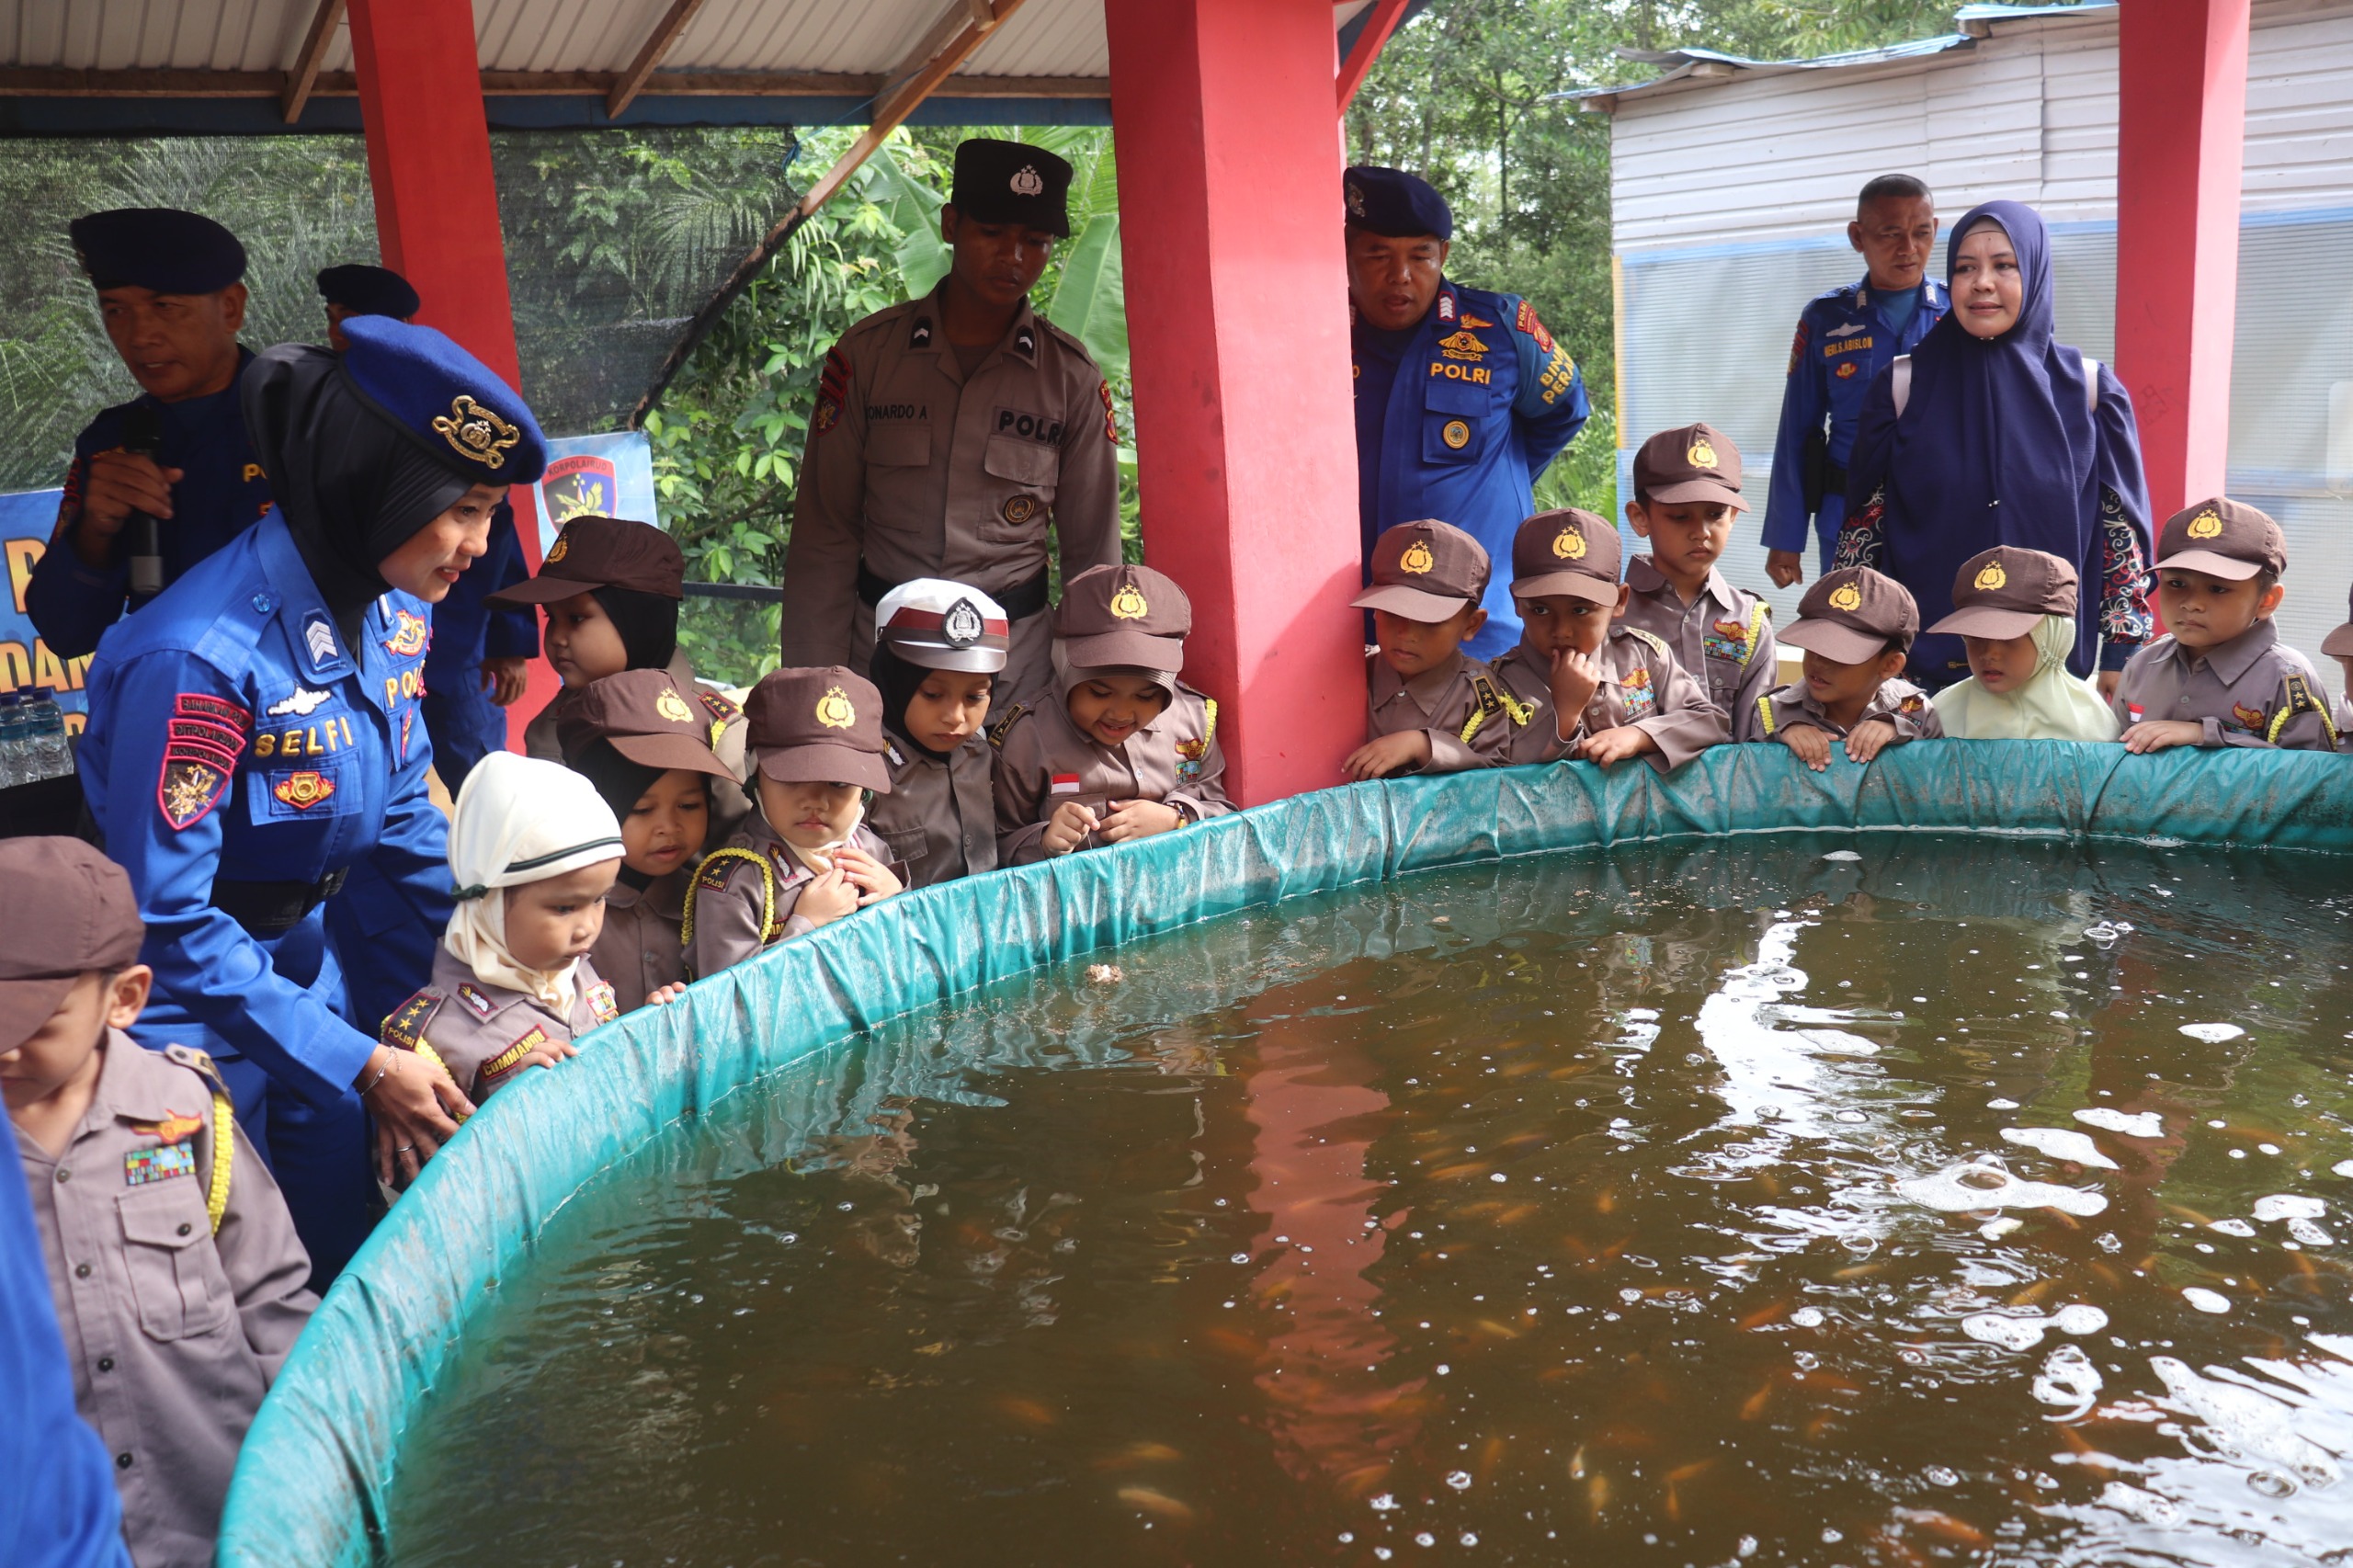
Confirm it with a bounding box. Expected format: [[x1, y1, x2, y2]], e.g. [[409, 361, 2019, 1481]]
[[381, 947, 620, 1101], [1363, 649, 1523, 772], [989, 683, 1233, 864], [682, 812, 903, 978], [1487, 626, 1728, 770], [1756, 676, 1945, 741], [17, 1032, 314, 1568]]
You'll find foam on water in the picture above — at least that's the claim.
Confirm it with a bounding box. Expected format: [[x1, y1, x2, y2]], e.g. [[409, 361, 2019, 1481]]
[[2075, 1107, 2165, 1138], [2252, 1194, 2326, 1222], [2181, 1022, 2247, 1043], [1899, 1159, 2109, 1216], [2000, 1127, 2120, 1169]]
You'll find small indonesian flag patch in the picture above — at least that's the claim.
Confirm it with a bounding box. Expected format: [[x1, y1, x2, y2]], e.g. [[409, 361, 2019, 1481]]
[[2127, 703, 2144, 723], [1050, 773, 1083, 796]]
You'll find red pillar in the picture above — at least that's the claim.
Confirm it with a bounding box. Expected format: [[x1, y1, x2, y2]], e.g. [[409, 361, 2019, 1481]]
[[1105, 0, 1363, 806], [2114, 0, 2251, 518], [347, 0, 553, 749]]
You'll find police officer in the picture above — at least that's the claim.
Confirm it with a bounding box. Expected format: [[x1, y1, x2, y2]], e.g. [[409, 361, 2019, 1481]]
[[779, 138, 1121, 707], [1762, 175, 1946, 587], [317, 265, 536, 790], [1347, 165, 1589, 660], [28, 209, 275, 661], [76, 316, 548, 1282]]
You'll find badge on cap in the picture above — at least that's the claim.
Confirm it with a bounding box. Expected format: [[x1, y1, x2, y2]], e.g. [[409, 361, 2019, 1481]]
[[1688, 437, 1718, 468], [1110, 583, 1150, 619], [432, 394, 523, 470], [1552, 526, 1587, 561], [944, 599, 983, 646], [1974, 562, 2007, 591], [546, 534, 571, 564], [1346, 181, 1367, 218], [2187, 507, 2223, 540], [815, 686, 857, 729], [1011, 165, 1044, 197], [1829, 583, 1862, 612], [1401, 540, 1436, 574], [1442, 420, 1471, 450], [656, 688, 694, 724]]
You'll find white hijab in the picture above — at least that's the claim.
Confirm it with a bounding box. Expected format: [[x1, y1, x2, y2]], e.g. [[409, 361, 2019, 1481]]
[[444, 754, 623, 1011], [1932, 615, 2120, 742]]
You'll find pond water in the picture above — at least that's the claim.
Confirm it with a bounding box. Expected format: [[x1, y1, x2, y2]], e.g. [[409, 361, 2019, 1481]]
[[384, 833, 2353, 1567]]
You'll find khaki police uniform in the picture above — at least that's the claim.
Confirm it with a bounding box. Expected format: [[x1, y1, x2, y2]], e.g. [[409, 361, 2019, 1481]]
[[1622, 557, 1776, 740], [1364, 650, 1520, 770], [991, 682, 1231, 864], [1490, 626, 1727, 770], [685, 811, 901, 977], [875, 735, 998, 887], [2110, 496, 2341, 753], [591, 869, 689, 1017], [781, 292, 1120, 707], [18, 1033, 314, 1568], [381, 948, 620, 1102], [1759, 565, 1945, 744], [1756, 676, 1943, 742]]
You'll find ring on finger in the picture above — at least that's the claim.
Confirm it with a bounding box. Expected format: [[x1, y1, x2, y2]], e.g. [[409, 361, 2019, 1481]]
[[396, 1142, 417, 1155]]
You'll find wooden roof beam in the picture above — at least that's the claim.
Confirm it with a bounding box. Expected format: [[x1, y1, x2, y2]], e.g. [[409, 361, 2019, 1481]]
[[0, 64, 1104, 100], [281, 0, 345, 122], [606, 0, 708, 119]]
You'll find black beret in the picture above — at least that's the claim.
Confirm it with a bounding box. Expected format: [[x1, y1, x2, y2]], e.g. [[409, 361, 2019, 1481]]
[[949, 139, 1072, 238], [1343, 165, 1453, 242], [69, 208, 245, 294], [316, 263, 421, 321]]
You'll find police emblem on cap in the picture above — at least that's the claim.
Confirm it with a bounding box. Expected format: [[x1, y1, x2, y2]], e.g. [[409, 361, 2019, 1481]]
[[815, 686, 857, 729], [1829, 583, 1862, 612], [1110, 583, 1150, 620], [1400, 540, 1436, 574], [545, 534, 571, 564], [943, 599, 984, 647], [2188, 507, 2223, 540], [432, 394, 522, 470], [1002, 494, 1038, 526], [1974, 561, 2008, 591], [655, 688, 693, 724], [1346, 181, 1367, 218], [1688, 437, 1718, 468], [1441, 420, 1471, 450], [1011, 165, 1044, 197], [1552, 526, 1587, 561]]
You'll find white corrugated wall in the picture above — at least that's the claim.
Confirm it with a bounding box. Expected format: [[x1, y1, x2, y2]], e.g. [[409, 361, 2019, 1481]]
[[1608, 1, 2353, 681]]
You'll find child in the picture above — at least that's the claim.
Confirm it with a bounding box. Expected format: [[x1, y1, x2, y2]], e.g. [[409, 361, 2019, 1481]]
[[1927, 546, 2117, 741], [867, 579, 1009, 887], [685, 666, 906, 978], [487, 515, 750, 840], [2, 837, 313, 1568], [1487, 508, 1727, 770], [558, 668, 742, 1014], [380, 755, 626, 1119], [991, 563, 1233, 861], [2112, 498, 2340, 753], [2325, 585, 2353, 747], [1345, 518, 1526, 777], [1758, 566, 1944, 770], [1619, 423, 1779, 737]]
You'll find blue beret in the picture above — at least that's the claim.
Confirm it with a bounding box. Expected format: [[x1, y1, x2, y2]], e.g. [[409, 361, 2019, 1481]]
[[69, 208, 245, 294], [316, 264, 420, 321], [338, 315, 548, 487], [1342, 165, 1452, 242]]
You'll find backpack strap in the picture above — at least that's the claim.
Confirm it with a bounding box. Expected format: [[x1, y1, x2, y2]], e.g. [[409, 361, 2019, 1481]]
[[1891, 355, 1912, 418]]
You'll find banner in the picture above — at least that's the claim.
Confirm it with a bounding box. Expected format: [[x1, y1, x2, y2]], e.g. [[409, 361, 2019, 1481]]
[[526, 431, 659, 557], [0, 488, 93, 732]]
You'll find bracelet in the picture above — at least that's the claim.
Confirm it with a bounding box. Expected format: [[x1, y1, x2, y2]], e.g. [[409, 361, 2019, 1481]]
[[354, 1053, 395, 1099]]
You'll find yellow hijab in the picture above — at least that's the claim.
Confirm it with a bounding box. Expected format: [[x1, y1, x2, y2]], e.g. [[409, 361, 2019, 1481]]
[[1932, 615, 2119, 742]]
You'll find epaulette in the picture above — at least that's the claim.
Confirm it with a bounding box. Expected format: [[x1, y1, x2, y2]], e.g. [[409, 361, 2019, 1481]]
[[2274, 673, 2338, 746], [1622, 625, 1673, 661], [1461, 673, 1532, 744], [681, 846, 782, 970], [380, 988, 446, 1051], [987, 702, 1030, 750], [160, 1044, 236, 1236]]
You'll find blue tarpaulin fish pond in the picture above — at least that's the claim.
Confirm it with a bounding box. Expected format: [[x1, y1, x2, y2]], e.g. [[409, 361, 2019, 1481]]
[[218, 740, 2353, 1565]]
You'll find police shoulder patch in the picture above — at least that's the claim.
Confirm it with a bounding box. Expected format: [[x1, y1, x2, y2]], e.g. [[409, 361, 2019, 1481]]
[[1514, 299, 1555, 356], [1624, 625, 1673, 661], [381, 988, 445, 1050], [698, 687, 741, 723], [987, 702, 1030, 750]]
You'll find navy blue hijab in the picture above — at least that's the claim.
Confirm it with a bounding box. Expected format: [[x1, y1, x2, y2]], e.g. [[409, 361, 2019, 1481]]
[[1845, 199, 2150, 683]]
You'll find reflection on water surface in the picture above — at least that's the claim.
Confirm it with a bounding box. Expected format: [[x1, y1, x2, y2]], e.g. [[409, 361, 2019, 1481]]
[[387, 834, 2353, 1566]]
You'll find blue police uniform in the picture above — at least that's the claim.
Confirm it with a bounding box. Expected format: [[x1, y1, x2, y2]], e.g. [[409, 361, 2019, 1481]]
[[1354, 279, 1589, 658], [77, 517, 449, 1278], [1761, 277, 1948, 571], [26, 350, 276, 661], [419, 503, 535, 792]]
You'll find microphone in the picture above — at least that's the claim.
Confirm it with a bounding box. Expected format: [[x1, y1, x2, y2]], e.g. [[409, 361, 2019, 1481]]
[[120, 404, 165, 605]]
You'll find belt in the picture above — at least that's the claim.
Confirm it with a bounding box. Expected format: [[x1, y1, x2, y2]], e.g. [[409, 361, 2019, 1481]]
[[857, 559, 1050, 622], [1823, 462, 1847, 499], [210, 868, 348, 936]]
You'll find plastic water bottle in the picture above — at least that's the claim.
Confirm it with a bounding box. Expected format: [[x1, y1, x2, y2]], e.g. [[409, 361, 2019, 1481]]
[[20, 687, 69, 781], [0, 694, 27, 789]]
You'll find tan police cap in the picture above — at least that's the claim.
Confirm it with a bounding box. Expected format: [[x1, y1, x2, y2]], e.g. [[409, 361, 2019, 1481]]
[[1780, 566, 1919, 664], [744, 666, 892, 793], [556, 667, 738, 782], [0, 838, 144, 1053], [1927, 546, 2078, 640], [1054, 563, 1191, 673], [486, 516, 685, 605], [1632, 422, 1746, 511], [2154, 496, 2286, 582], [1351, 519, 1491, 621], [1509, 508, 1621, 605]]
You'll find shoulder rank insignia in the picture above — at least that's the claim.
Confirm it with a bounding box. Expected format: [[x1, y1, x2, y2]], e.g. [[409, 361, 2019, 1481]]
[[2274, 674, 2337, 746], [381, 988, 443, 1051], [699, 688, 741, 723], [1624, 626, 1672, 661], [987, 702, 1030, 750], [2230, 700, 2267, 733], [455, 983, 499, 1021], [480, 1027, 550, 1087], [586, 979, 619, 1025]]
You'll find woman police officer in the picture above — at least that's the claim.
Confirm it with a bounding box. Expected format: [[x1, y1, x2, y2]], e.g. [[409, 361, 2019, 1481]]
[[77, 317, 548, 1283]]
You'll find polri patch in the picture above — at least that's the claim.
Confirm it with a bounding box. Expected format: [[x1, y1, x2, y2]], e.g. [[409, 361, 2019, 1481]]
[[124, 1143, 197, 1186]]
